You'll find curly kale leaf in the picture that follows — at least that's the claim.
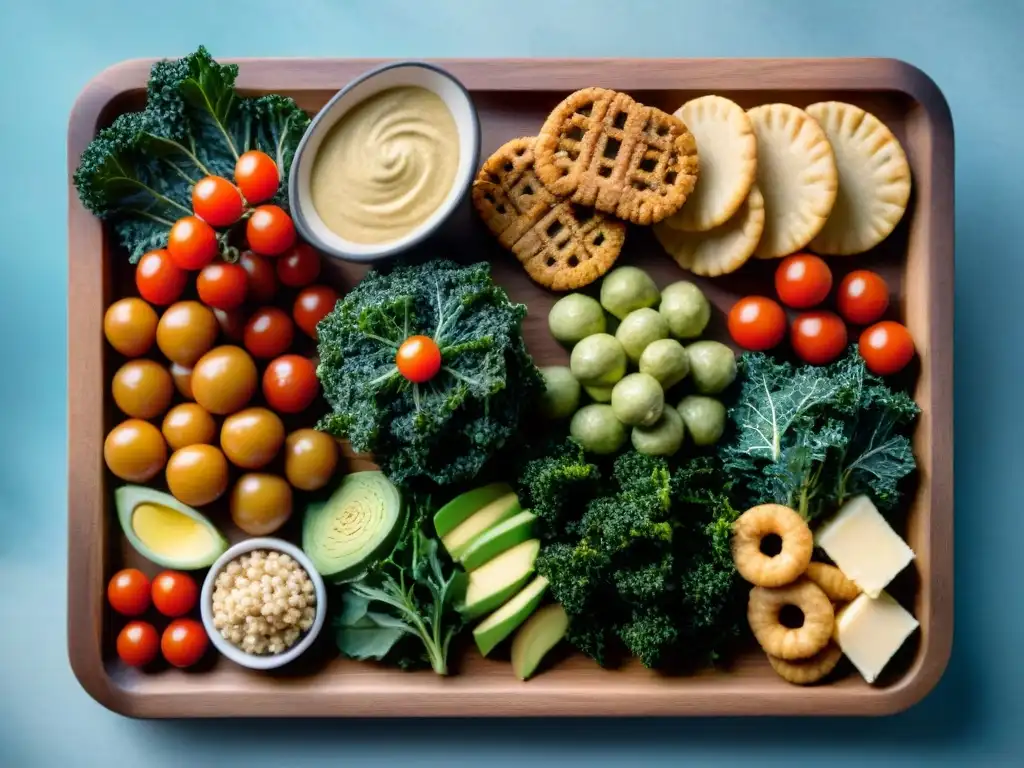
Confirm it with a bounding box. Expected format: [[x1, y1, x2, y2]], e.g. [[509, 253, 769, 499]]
[[720, 348, 919, 520], [73, 46, 309, 261], [316, 260, 543, 488], [516, 438, 600, 540]]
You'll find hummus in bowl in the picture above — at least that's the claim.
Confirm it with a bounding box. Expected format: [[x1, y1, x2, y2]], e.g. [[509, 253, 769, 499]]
[[289, 62, 480, 263]]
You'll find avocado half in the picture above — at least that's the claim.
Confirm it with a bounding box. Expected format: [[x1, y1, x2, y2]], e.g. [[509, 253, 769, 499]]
[[115, 485, 229, 570]]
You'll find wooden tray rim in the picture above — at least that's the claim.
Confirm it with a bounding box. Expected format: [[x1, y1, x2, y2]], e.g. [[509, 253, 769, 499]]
[[67, 56, 954, 718]]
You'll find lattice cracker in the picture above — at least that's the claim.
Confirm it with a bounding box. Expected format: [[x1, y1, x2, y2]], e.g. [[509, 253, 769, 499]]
[[533, 87, 700, 225], [472, 137, 625, 291]]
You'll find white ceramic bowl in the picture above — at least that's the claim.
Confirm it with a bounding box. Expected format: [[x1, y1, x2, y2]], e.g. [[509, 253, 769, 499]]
[[288, 61, 481, 263], [199, 537, 327, 671]]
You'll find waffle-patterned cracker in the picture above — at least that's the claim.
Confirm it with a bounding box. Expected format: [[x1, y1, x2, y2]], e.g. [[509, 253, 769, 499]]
[[533, 88, 700, 225], [472, 137, 626, 291]]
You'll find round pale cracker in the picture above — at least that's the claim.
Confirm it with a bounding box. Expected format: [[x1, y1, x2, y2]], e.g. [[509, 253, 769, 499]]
[[665, 95, 757, 233], [654, 182, 765, 277], [805, 101, 912, 255], [748, 104, 838, 259]]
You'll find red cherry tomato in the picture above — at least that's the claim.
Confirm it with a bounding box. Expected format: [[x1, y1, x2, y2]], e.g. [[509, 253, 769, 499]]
[[161, 618, 208, 668], [838, 270, 890, 325], [214, 307, 247, 342], [196, 262, 248, 310], [859, 321, 915, 375], [151, 570, 198, 618], [168, 216, 218, 270], [117, 621, 160, 667], [263, 355, 319, 414], [239, 251, 277, 303], [728, 296, 787, 351], [396, 335, 442, 383], [244, 307, 295, 359], [107, 568, 151, 616], [276, 244, 321, 287], [775, 253, 833, 309], [234, 150, 280, 204], [293, 285, 339, 339], [246, 205, 295, 256], [191, 176, 244, 227], [791, 311, 848, 365], [136, 249, 187, 306]]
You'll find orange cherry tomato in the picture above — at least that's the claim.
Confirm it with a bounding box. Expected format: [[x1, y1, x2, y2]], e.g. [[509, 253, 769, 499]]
[[727, 296, 787, 351], [293, 285, 339, 339], [859, 321, 915, 375], [107, 568, 151, 616], [161, 618, 208, 668], [396, 335, 442, 383], [168, 216, 218, 270], [263, 354, 319, 414], [136, 249, 187, 306], [791, 311, 848, 365], [117, 621, 160, 667], [246, 205, 295, 256], [239, 251, 278, 303], [151, 571, 199, 618], [191, 175, 244, 227], [838, 270, 890, 325], [197, 262, 248, 310], [775, 253, 833, 309], [276, 244, 321, 287], [244, 307, 295, 359], [234, 150, 280, 204]]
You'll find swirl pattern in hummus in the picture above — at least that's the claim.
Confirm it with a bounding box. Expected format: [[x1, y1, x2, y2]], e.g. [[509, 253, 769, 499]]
[[310, 86, 459, 245]]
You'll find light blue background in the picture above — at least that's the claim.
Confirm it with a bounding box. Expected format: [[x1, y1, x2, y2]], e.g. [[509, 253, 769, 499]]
[[1, 0, 1020, 764]]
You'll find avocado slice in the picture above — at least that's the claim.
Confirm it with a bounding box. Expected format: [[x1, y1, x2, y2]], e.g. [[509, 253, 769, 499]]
[[302, 471, 405, 583], [433, 482, 513, 538], [439, 491, 521, 560], [459, 511, 537, 571], [511, 603, 569, 681], [115, 485, 228, 570], [457, 539, 539, 619], [473, 575, 549, 656]]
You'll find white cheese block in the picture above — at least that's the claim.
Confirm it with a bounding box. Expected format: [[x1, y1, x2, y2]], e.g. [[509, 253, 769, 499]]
[[835, 591, 919, 684], [814, 495, 915, 598]]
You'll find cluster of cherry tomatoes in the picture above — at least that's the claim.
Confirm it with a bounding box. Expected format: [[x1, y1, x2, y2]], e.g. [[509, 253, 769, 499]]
[[108, 568, 207, 668], [727, 253, 916, 375]]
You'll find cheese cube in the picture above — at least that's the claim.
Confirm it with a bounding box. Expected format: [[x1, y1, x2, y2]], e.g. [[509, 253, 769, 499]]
[[814, 495, 915, 598], [835, 591, 919, 684]]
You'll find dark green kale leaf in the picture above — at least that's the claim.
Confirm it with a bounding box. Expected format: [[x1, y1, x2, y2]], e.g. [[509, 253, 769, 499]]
[[316, 260, 543, 488], [73, 46, 309, 262], [516, 437, 601, 541], [719, 348, 919, 520]]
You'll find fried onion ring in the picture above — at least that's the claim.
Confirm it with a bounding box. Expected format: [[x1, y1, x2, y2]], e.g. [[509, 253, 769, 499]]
[[748, 579, 834, 660], [731, 504, 812, 587], [767, 642, 843, 685], [805, 562, 860, 603]]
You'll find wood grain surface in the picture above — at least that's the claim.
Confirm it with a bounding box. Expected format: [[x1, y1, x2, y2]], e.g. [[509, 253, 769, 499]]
[[67, 57, 954, 718]]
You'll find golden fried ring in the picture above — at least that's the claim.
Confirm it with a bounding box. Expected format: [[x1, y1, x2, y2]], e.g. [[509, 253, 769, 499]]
[[731, 504, 812, 587], [805, 562, 860, 603], [748, 580, 834, 660], [767, 642, 843, 685]]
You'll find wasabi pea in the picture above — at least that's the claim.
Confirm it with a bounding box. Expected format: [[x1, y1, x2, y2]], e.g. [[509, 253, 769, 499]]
[[538, 366, 581, 420], [600, 266, 660, 320], [631, 406, 685, 457], [584, 385, 613, 403], [638, 338, 689, 389], [659, 281, 711, 339], [548, 294, 606, 346], [677, 395, 727, 446], [615, 308, 669, 364], [611, 373, 664, 427], [570, 333, 627, 386], [570, 404, 627, 455], [686, 340, 737, 394]]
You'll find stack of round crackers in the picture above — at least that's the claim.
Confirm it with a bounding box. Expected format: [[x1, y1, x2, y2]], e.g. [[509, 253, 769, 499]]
[[654, 97, 912, 277]]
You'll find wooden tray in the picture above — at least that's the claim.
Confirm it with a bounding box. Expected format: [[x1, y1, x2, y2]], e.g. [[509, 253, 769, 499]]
[[67, 57, 954, 718]]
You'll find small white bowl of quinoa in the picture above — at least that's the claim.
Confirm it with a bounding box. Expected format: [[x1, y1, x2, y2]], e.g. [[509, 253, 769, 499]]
[[200, 537, 326, 670]]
